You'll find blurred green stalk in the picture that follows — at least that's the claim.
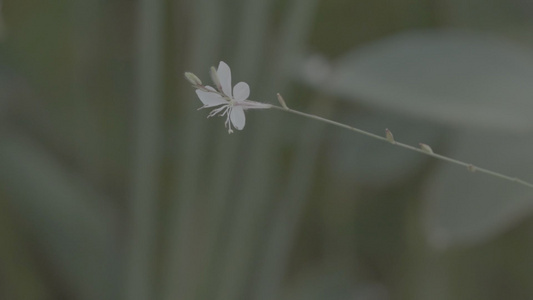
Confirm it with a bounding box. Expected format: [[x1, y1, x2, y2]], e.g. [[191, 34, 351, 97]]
[[195, 0, 275, 299], [215, 1, 320, 300], [124, 0, 164, 299], [252, 99, 330, 300], [161, 1, 223, 300]]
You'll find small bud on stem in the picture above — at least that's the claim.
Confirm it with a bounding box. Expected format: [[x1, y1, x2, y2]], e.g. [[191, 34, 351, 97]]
[[184, 72, 203, 86], [277, 93, 289, 109], [210, 66, 223, 92], [385, 128, 395, 144], [419, 143, 433, 154]]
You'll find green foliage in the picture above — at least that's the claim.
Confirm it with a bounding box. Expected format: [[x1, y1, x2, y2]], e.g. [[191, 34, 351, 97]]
[[327, 30, 533, 131], [1, 0, 533, 299]]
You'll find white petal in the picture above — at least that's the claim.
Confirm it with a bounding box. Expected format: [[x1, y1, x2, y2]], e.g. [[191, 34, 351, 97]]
[[217, 61, 232, 97], [233, 82, 250, 102], [230, 106, 246, 130], [196, 89, 227, 107]]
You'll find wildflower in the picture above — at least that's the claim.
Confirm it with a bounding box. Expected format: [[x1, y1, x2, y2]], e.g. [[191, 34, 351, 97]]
[[188, 61, 271, 133]]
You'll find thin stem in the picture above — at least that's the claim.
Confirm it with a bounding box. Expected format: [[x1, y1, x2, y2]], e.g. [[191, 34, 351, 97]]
[[269, 105, 533, 189]]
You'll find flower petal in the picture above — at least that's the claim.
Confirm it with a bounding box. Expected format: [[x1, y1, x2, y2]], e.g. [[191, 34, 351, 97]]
[[217, 61, 232, 97], [233, 82, 250, 102], [230, 106, 246, 130], [196, 89, 227, 107]]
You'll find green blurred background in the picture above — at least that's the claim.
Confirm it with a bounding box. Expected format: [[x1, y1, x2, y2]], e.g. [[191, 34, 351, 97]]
[[1, 0, 533, 299]]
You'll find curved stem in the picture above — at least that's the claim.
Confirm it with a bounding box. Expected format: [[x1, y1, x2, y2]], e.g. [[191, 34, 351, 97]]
[[269, 105, 533, 189]]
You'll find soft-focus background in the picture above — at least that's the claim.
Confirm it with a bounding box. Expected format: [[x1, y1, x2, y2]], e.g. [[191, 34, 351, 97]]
[[1, 0, 533, 299]]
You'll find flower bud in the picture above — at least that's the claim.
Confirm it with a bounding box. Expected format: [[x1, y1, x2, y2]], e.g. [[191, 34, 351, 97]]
[[419, 143, 433, 154], [467, 164, 477, 172], [385, 128, 395, 144], [277, 93, 288, 109], [210, 66, 222, 91], [184, 72, 202, 86]]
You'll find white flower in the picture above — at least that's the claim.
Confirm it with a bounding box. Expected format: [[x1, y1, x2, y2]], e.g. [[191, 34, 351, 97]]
[[194, 61, 271, 133]]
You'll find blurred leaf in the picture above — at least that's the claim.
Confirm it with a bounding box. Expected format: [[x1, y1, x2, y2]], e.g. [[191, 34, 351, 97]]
[[443, 0, 532, 29], [0, 133, 119, 300], [308, 0, 436, 57], [328, 110, 446, 185], [284, 270, 389, 300], [424, 130, 533, 248], [325, 30, 533, 132]]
